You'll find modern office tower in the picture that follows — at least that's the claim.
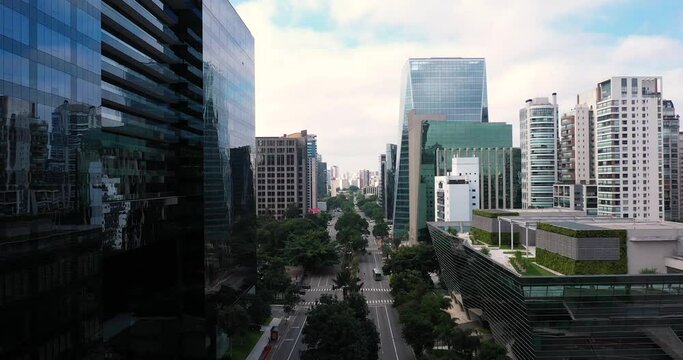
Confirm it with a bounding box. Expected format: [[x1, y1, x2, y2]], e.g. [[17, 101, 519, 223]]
[[431, 212, 683, 359], [394, 58, 489, 241], [520, 95, 559, 209], [0, 1, 255, 358], [662, 100, 680, 221], [255, 132, 310, 218], [305, 133, 319, 207], [317, 155, 328, 200], [384, 144, 398, 221], [434, 157, 480, 223], [553, 100, 598, 215], [404, 111, 512, 243], [593, 77, 662, 220]]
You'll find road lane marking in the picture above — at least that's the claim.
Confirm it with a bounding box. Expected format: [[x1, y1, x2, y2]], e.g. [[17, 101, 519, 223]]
[[375, 306, 383, 355], [384, 305, 400, 360], [287, 315, 307, 360]]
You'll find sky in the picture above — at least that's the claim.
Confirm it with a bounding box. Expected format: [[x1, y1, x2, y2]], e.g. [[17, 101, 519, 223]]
[[232, 0, 683, 174]]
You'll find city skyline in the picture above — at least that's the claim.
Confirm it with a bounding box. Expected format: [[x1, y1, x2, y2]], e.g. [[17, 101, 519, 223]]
[[234, 0, 683, 172]]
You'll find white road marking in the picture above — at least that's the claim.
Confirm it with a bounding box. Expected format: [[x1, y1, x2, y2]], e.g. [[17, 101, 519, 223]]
[[375, 306, 383, 355], [384, 305, 400, 360], [287, 315, 307, 360]]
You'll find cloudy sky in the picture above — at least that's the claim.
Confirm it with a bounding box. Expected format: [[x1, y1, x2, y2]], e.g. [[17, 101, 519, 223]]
[[233, 0, 683, 174]]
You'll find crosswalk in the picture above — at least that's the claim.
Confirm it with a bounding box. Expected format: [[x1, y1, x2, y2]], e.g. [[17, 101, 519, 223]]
[[307, 287, 390, 292], [302, 299, 393, 306]]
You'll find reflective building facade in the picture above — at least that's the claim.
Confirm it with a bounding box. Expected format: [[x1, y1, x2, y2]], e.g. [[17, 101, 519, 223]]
[[394, 58, 488, 241], [0, 1, 254, 358], [429, 223, 683, 360]]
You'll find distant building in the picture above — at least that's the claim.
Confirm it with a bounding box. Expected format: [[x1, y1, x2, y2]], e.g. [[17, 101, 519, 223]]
[[520, 95, 558, 209], [384, 144, 398, 222], [434, 157, 479, 223], [553, 97, 597, 215], [255, 132, 310, 218]]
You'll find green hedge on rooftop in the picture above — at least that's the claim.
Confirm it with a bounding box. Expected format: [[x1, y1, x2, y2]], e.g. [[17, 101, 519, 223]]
[[472, 209, 519, 219], [470, 227, 519, 246], [535, 223, 627, 275]]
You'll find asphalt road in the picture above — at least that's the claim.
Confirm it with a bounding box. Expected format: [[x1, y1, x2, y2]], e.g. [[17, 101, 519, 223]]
[[268, 209, 414, 360]]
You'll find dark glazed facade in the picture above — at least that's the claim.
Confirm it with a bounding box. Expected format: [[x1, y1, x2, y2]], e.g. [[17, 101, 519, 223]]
[[429, 222, 683, 360], [0, 0, 254, 358]]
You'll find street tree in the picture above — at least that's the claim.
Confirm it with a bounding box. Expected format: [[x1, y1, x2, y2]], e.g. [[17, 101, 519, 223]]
[[372, 221, 390, 240], [383, 243, 439, 278], [475, 341, 509, 360], [302, 295, 374, 360], [284, 231, 338, 271]]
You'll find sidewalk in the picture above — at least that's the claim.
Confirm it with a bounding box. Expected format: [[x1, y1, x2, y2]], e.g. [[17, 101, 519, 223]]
[[246, 317, 281, 360]]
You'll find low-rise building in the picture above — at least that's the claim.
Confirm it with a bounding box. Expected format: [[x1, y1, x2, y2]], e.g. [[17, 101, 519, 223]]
[[430, 209, 683, 359], [434, 157, 479, 223]]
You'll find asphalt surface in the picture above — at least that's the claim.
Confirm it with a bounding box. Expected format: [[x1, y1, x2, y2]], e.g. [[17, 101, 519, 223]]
[[268, 209, 414, 360]]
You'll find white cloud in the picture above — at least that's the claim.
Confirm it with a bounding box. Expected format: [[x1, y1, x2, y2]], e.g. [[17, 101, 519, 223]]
[[236, 0, 683, 173]]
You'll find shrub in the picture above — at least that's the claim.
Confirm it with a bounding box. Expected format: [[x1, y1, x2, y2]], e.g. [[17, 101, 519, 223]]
[[470, 227, 519, 246], [472, 209, 519, 219], [480, 247, 490, 256]]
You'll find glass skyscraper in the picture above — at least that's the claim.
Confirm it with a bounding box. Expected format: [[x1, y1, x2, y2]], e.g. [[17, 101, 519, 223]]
[[394, 58, 489, 241], [0, 1, 254, 358]]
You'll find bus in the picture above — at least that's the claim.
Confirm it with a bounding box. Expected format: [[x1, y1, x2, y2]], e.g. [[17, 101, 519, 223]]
[[373, 268, 382, 281]]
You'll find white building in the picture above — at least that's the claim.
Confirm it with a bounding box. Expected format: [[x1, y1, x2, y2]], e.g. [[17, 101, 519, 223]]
[[591, 77, 662, 220], [520, 95, 558, 209], [434, 157, 479, 222]]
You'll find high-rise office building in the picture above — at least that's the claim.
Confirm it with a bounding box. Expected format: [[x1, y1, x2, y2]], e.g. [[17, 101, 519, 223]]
[[255, 132, 310, 218], [317, 155, 328, 200], [0, 1, 255, 358], [520, 95, 558, 209], [394, 58, 489, 241], [592, 77, 662, 219], [662, 100, 680, 221]]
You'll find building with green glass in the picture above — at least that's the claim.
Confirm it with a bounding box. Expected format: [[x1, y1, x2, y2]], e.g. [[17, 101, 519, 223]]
[[402, 112, 518, 243], [394, 57, 489, 242]]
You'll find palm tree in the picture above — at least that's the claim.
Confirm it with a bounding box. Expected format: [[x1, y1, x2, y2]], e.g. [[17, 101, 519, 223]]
[[333, 268, 363, 299]]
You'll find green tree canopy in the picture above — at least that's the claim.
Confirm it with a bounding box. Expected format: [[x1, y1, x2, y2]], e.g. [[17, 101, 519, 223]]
[[383, 243, 439, 278], [284, 231, 338, 271], [372, 221, 389, 240], [302, 295, 378, 360]]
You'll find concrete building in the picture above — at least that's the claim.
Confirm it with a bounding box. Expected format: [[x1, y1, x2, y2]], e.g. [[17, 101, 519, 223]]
[[520, 95, 558, 209], [592, 77, 663, 220], [558, 103, 594, 184], [255, 132, 310, 218], [553, 96, 597, 215], [434, 157, 480, 223]]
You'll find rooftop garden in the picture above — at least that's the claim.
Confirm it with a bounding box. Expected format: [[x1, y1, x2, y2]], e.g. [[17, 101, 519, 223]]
[[535, 223, 627, 275]]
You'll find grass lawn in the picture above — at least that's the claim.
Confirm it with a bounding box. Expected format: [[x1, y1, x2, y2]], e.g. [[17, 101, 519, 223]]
[[510, 259, 555, 276], [229, 330, 263, 360]]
